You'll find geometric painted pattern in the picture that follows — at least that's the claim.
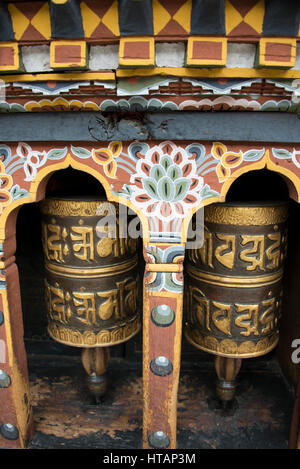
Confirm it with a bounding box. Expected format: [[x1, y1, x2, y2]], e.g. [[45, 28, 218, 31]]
[[258, 38, 297, 69], [153, 0, 192, 36], [225, 0, 265, 37], [0, 0, 299, 45], [7, 2, 51, 41], [80, 0, 119, 38], [186, 37, 227, 67]]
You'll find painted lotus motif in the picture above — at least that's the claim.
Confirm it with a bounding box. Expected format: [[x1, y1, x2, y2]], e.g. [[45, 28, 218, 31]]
[[129, 141, 203, 221]]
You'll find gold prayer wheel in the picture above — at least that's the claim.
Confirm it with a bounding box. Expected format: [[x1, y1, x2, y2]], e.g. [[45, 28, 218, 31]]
[[184, 201, 288, 402], [40, 197, 140, 401]]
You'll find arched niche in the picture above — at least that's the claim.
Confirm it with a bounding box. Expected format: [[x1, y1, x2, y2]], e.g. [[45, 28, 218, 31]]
[[16, 167, 143, 352], [1, 165, 144, 448], [183, 167, 297, 432], [225, 168, 291, 203]]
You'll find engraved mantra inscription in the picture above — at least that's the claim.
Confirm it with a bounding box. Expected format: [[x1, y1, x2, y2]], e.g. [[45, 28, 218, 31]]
[[188, 286, 281, 338], [45, 277, 139, 326], [189, 230, 287, 271], [42, 220, 137, 263]]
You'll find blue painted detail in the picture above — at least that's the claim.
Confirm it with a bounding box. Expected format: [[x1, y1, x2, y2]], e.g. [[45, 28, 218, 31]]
[[191, 0, 225, 35], [263, 0, 300, 37], [49, 0, 84, 38], [0, 370, 11, 388], [118, 0, 153, 36], [0, 3, 14, 41], [0, 424, 19, 441]]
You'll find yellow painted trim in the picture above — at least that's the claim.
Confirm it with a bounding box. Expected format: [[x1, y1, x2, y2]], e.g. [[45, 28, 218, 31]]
[[2, 67, 300, 83], [146, 264, 183, 273], [265, 150, 300, 202], [50, 40, 87, 69], [149, 290, 183, 299], [0, 71, 115, 82], [0, 42, 19, 72], [119, 37, 155, 67], [219, 158, 267, 200], [31, 2, 51, 40], [101, 0, 120, 37], [186, 37, 227, 67], [182, 153, 267, 242], [116, 67, 300, 79], [259, 38, 297, 68], [181, 150, 300, 243], [7, 3, 30, 42], [0, 153, 150, 244], [181, 195, 222, 244]]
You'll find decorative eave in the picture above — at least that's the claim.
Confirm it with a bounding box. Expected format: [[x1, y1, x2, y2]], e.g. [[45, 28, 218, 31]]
[[0, 0, 300, 113]]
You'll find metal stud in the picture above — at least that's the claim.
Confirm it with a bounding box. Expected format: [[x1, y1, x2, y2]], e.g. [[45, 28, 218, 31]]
[[148, 430, 170, 449], [151, 304, 175, 327], [0, 423, 19, 441], [0, 369, 11, 388], [150, 356, 173, 376]]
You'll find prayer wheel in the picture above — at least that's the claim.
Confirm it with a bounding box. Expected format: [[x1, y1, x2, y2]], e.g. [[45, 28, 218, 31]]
[[40, 197, 140, 402], [184, 202, 288, 402]]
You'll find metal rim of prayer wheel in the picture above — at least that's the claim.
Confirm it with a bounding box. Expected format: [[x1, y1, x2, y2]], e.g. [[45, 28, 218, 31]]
[[184, 201, 288, 360], [40, 196, 141, 349]]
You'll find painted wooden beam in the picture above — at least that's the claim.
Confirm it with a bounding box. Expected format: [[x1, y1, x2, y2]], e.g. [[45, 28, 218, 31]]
[[49, 0, 84, 39], [0, 112, 300, 143], [0, 3, 14, 42], [191, 0, 225, 35], [263, 0, 300, 37], [118, 0, 153, 36]]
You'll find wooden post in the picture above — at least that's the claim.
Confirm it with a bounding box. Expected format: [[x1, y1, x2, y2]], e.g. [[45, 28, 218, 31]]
[[81, 347, 110, 403], [214, 356, 242, 403], [142, 242, 185, 449], [0, 233, 34, 448]]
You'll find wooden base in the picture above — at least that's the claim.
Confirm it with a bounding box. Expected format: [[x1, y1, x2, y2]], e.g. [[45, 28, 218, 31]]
[[24, 351, 294, 449]]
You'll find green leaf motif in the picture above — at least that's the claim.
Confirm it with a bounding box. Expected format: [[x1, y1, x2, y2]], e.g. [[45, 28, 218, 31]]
[[272, 148, 293, 159], [164, 272, 182, 292], [143, 178, 159, 199], [200, 184, 220, 200], [173, 178, 191, 202], [167, 165, 181, 181], [150, 165, 165, 182], [10, 184, 29, 200], [157, 177, 175, 201], [112, 184, 132, 199], [71, 146, 92, 159], [243, 149, 265, 161], [47, 147, 68, 160], [160, 155, 173, 171]]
